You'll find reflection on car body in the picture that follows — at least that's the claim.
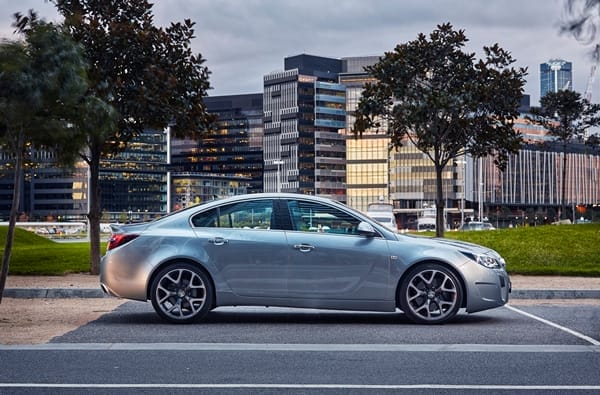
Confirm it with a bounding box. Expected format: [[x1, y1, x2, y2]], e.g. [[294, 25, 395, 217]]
[[101, 193, 510, 325]]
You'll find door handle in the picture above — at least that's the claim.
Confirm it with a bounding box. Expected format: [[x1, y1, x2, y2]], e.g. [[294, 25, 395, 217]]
[[293, 243, 315, 253], [209, 237, 229, 246]]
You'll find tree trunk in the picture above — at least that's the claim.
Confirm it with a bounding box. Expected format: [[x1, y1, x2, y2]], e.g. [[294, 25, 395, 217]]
[[87, 141, 103, 275], [435, 163, 445, 238], [0, 132, 24, 304], [561, 146, 568, 220]]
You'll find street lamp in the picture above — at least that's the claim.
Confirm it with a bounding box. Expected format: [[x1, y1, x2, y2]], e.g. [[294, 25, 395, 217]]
[[273, 160, 284, 193], [478, 157, 483, 221], [456, 160, 466, 229]]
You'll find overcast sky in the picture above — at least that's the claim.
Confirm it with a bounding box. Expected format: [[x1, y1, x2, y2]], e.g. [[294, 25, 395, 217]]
[[0, 0, 595, 106]]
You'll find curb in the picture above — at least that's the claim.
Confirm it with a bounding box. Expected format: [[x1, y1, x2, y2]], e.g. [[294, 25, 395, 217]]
[[510, 289, 600, 299], [4, 288, 107, 298], [3, 288, 600, 299]]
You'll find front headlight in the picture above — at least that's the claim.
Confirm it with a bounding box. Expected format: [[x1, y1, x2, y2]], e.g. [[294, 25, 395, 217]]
[[461, 251, 504, 269]]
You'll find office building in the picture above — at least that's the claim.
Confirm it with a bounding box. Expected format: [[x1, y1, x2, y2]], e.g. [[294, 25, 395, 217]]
[[263, 54, 346, 201], [339, 56, 391, 212], [0, 149, 88, 222], [100, 128, 168, 221], [168, 93, 262, 210], [540, 59, 573, 99], [0, 128, 168, 222]]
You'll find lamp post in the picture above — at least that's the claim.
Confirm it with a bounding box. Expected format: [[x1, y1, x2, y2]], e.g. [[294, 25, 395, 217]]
[[456, 160, 466, 229], [478, 157, 483, 221], [273, 160, 284, 193]]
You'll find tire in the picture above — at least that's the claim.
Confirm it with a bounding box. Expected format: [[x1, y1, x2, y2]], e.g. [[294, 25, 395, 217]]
[[398, 263, 463, 324], [150, 263, 213, 324]]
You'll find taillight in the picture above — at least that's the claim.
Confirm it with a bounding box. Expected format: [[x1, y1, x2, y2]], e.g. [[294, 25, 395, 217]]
[[107, 233, 139, 250]]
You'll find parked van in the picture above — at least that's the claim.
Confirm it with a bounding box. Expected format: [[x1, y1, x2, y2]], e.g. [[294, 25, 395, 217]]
[[366, 202, 398, 231]]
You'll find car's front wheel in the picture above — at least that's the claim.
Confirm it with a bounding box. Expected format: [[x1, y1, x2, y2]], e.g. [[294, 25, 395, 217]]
[[150, 263, 213, 324], [398, 263, 463, 324]]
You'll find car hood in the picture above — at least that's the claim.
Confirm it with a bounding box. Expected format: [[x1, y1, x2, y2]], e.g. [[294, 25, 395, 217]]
[[397, 233, 496, 256]]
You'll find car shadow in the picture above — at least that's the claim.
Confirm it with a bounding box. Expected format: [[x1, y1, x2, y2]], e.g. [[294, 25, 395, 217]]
[[96, 302, 498, 326]]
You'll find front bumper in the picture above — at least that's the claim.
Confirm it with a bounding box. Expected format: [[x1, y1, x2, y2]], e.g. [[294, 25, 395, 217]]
[[465, 267, 511, 313]]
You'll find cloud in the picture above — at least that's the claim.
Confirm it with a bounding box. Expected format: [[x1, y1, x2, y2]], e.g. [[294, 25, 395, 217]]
[[1, 0, 595, 103]]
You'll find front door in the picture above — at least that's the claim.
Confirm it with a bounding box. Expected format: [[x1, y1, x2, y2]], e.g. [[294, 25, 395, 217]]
[[284, 199, 391, 300]]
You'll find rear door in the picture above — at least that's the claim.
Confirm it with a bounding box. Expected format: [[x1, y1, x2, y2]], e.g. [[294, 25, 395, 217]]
[[191, 198, 289, 298]]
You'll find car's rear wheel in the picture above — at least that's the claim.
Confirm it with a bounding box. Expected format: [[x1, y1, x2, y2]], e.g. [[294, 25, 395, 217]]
[[398, 263, 463, 324], [150, 263, 213, 324]]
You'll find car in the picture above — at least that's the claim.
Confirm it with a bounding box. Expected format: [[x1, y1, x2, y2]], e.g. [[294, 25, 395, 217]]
[[100, 193, 511, 325], [460, 221, 496, 231]]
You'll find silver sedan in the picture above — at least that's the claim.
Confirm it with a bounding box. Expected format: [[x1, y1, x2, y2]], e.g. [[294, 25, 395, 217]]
[[100, 193, 511, 324]]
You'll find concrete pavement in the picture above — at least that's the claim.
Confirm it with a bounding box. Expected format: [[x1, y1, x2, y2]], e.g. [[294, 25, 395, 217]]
[[3, 274, 599, 300]]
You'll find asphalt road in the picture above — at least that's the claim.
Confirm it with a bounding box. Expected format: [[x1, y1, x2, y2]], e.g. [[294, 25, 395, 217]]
[[0, 302, 599, 394]]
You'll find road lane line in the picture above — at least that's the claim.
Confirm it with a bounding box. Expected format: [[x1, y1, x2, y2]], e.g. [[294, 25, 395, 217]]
[[1, 343, 598, 352], [0, 384, 599, 390], [505, 304, 600, 346]]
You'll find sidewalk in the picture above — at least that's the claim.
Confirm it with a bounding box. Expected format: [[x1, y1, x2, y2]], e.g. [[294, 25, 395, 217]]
[[3, 273, 600, 299]]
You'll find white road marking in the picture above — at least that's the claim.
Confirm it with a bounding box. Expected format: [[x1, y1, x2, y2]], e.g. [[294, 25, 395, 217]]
[[1, 343, 598, 352], [505, 304, 600, 346], [0, 383, 599, 390]]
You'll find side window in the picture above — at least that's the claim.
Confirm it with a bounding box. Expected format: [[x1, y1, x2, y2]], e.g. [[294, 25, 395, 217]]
[[287, 199, 362, 235], [191, 200, 273, 229]]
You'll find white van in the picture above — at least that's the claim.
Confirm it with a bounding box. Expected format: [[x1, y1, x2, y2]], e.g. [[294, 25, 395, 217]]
[[366, 202, 397, 231]]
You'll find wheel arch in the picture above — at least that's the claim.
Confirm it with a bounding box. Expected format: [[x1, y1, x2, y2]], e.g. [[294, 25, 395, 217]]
[[146, 258, 217, 309], [395, 260, 468, 309]]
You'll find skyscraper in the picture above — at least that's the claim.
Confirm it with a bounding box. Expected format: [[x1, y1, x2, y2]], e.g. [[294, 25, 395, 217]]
[[540, 59, 573, 99], [263, 54, 346, 201], [339, 56, 391, 212]]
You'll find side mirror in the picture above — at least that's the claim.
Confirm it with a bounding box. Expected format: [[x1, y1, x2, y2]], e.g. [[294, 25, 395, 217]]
[[357, 221, 377, 237]]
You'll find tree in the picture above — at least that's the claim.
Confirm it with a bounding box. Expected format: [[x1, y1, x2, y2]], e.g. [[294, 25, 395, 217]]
[[562, 0, 600, 60], [354, 23, 527, 237], [527, 90, 600, 220], [51, 0, 216, 274], [0, 13, 89, 302]]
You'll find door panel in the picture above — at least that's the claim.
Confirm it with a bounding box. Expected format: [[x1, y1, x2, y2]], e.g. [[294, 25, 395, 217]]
[[284, 199, 391, 300], [192, 199, 288, 298]]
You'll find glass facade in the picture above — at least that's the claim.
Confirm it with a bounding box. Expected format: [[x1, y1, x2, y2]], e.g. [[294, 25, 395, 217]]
[[0, 148, 88, 221], [175, 94, 263, 192], [171, 173, 247, 211], [540, 59, 573, 99], [100, 128, 168, 220], [169, 93, 262, 211], [263, 55, 346, 201], [340, 56, 391, 213]]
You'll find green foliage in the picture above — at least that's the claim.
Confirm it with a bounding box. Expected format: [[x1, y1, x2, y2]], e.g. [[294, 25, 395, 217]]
[[354, 23, 527, 170], [528, 90, 600, 145], [354, 23, 527, 237], [0, 12, 89, 157], [52, 0, 216, 148], [48, 0, 216, 274], [443, 224, 600, 276], [0, 228, 91, 275]]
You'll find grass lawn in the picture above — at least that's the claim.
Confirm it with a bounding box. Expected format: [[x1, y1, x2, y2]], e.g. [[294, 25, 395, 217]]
[[433, 223, 600, 276], [1, 223, 599, 276], [0, 227, 92, 275]]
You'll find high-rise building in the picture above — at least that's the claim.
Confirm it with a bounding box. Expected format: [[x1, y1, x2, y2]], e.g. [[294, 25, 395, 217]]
[[0, 149, 88, 222], [168, 93, 263, 210], [171, 94, 263, 191], [263, 54, 346, 201], [339, 56, 391, 212], [540, 59, 573, 99], [0, 129, 169, 223], [100, 128, 168, 221]]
